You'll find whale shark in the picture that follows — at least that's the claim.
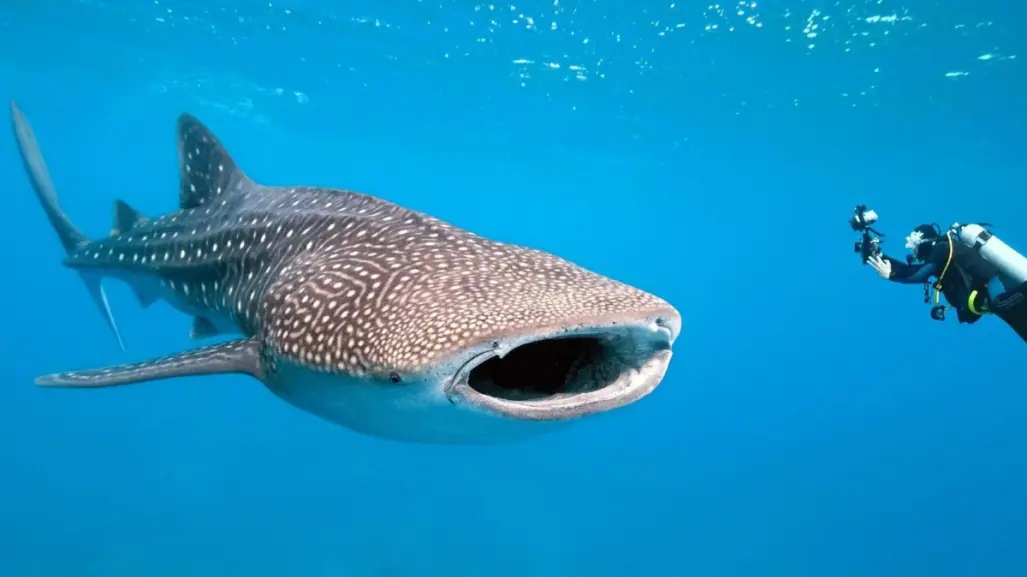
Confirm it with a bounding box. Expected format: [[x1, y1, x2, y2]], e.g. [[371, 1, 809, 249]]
[[11, 100, 681, 444]]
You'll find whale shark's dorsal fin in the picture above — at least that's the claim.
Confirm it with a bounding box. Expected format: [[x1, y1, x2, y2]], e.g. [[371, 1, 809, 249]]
[[110, 199, 149, 237], [176, 114, 253, 210]]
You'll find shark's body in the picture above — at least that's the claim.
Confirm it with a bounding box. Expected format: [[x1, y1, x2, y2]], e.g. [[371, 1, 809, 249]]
[[12, 101, 681, 444]]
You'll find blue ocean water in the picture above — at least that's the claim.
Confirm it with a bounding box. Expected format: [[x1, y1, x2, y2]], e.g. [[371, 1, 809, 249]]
[[0, 1, 1024, 575]]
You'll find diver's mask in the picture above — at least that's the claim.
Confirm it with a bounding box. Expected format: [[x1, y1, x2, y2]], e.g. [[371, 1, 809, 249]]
[[905, 224, 940, 263]]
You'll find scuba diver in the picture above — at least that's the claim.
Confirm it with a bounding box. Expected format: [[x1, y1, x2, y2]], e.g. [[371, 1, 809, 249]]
[[850, 205, 1027, 342]]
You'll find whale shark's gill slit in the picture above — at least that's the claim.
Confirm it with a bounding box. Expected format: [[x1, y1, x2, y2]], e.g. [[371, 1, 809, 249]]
[[467, 336, 625, 402]]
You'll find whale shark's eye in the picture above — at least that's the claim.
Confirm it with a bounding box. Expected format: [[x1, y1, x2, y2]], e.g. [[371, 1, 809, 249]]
[[389, 372, 401, 384]]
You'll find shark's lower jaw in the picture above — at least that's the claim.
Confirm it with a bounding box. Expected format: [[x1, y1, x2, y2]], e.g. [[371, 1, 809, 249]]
[[448, 317, 678, 422], [265, 313, 679, 444]]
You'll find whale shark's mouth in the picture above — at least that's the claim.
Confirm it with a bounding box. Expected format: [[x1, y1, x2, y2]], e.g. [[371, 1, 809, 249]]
[[448, 319, 677, 420]]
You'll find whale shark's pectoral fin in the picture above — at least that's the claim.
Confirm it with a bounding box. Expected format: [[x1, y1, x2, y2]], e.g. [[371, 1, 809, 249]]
[[34, 338, 264, 388]]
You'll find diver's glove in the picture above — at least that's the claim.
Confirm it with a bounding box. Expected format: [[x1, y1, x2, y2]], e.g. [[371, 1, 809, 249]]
[[868, 254, 892, 279]]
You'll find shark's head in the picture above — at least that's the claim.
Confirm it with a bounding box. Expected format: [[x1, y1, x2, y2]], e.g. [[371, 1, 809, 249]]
[[260, 232, 681, 444]]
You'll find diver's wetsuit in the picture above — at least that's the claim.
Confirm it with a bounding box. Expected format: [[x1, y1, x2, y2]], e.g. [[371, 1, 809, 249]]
[[879, 239, 992, 324], [881, 256, 939, 285], [879, 226, 1027, 343], [989, 281, 1027, 342]]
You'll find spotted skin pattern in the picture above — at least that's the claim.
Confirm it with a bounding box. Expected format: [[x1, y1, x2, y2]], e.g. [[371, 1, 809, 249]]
[[65, 115, 673, 380], [13, 100, 680, 442]]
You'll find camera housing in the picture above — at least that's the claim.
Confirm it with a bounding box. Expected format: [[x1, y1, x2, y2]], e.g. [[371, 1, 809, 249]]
[[850, 205, 883, 264], [849, 206, 879, 231]]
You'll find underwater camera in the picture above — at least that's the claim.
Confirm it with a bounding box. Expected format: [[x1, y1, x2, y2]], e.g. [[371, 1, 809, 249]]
[[850, 205, 884, 264], [849, 205, 879, 232]]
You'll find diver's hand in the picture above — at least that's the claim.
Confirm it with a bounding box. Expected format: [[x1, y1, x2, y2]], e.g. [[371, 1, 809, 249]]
[[868, 254, 892, 279]]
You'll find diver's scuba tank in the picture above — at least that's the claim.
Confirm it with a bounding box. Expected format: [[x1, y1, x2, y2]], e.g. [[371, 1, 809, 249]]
[[954, 224, 1027, 285], [951, 222, 1027, 342]]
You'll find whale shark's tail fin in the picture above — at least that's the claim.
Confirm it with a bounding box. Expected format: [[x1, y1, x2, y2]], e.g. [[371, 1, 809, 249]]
[[10, 100, 125, 351]]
